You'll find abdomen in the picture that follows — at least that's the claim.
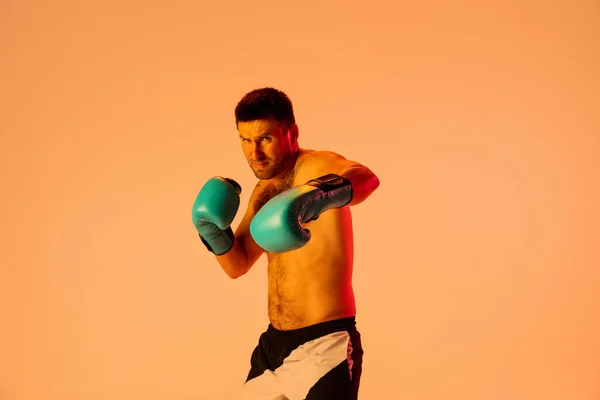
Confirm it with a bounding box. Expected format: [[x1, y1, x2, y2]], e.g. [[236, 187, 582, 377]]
[[266, 207, 356, 329]]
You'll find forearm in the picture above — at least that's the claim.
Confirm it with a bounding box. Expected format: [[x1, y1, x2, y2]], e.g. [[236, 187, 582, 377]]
[[339, 164, 380, 206], [215, 239, 250, 279]]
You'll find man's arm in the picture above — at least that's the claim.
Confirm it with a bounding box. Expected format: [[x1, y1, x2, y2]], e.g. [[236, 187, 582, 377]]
[[216, 183, 265, 279], [309, 150, 380, 206], [248, 151, 380, 253]]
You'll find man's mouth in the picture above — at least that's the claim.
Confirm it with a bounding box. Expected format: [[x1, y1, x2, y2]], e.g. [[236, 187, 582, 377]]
[[252, 161, 269, 168]]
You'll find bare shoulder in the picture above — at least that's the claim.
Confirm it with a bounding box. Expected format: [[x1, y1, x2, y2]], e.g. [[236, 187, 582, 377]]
[[301, 149, 347, 165], [295, 149, 350, 182]]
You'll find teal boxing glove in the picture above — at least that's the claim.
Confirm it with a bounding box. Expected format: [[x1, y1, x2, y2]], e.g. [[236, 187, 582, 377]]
[[192, 177, 242, 255], [249, 174, 353, 253]]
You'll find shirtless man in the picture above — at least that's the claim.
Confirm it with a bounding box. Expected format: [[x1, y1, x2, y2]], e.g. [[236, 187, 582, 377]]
[[192, 88, 380, 399]]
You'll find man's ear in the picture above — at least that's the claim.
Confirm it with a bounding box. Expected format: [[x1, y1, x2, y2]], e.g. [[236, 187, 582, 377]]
[[290, 123, 299, 143]]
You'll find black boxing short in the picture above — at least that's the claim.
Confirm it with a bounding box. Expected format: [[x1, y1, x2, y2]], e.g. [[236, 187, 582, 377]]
[[243, 316, 363, 400]]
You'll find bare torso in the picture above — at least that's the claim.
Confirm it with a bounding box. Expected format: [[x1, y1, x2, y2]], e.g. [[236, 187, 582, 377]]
[[252, 149, 357, 330]]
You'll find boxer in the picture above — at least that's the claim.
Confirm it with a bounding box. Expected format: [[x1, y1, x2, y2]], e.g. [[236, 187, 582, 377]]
[[192, 88, 380, 399]]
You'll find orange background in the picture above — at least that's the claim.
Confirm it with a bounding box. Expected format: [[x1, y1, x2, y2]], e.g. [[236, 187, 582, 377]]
[[1, 1, 599, 399]]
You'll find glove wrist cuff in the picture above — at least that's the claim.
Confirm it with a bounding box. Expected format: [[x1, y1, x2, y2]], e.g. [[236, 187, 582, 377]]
[[306, 173, 353, 208], [199, 226, 235, 255]]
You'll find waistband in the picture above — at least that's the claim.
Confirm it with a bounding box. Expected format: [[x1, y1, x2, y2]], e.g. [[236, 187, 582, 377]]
[[266, 316, 356, 340]]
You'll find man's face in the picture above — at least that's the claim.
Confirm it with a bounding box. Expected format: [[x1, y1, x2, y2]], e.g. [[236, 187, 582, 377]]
[[237, 119, 297, 180]]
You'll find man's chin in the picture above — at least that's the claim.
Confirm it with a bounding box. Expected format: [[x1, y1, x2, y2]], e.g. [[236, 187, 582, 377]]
[[252, 169, 272, 180]]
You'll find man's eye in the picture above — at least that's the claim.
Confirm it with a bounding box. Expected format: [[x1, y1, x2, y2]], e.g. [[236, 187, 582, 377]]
[[262, 137, 272, 143]]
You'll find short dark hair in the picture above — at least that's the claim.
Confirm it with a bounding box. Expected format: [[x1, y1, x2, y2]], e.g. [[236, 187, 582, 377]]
[[235, 87, 296, 127]]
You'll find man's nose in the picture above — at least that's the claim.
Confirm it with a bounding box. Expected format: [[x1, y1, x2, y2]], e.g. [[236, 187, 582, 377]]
[[250, 143, 263, 159]]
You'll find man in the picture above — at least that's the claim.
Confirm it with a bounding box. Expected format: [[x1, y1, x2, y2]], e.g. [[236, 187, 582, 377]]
[[192, 88, 380, 399]]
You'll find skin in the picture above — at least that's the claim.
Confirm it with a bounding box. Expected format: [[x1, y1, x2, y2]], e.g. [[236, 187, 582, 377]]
[[215, 118, 380, 330]]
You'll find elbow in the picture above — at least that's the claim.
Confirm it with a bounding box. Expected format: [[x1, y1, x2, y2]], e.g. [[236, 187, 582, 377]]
[[224, 264, 249, 280], [364, 172, 380, 198], [363, 172, 380, 203], [345, 169, 380, 207], [226, 271, 240, 279], [218, 240, 250, 279], [370, 173, 380, 192], [225, 269, 243, 279]]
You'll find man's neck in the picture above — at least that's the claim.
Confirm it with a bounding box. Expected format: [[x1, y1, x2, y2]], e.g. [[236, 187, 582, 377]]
[[269, 149, 301, 188]]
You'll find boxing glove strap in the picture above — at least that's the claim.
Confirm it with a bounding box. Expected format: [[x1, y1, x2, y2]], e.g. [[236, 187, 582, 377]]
[[223, 178, 242, 195], [199, 226, 235, 255], [306, 173, 353, 208]]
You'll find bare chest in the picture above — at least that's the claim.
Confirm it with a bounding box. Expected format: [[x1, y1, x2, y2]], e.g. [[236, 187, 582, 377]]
[[265, 207, 354, 291], [264, 209, 355, 329]]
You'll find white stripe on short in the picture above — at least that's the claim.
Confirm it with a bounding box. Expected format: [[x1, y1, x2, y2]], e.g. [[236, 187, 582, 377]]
[[242, 330, 353, 400]]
